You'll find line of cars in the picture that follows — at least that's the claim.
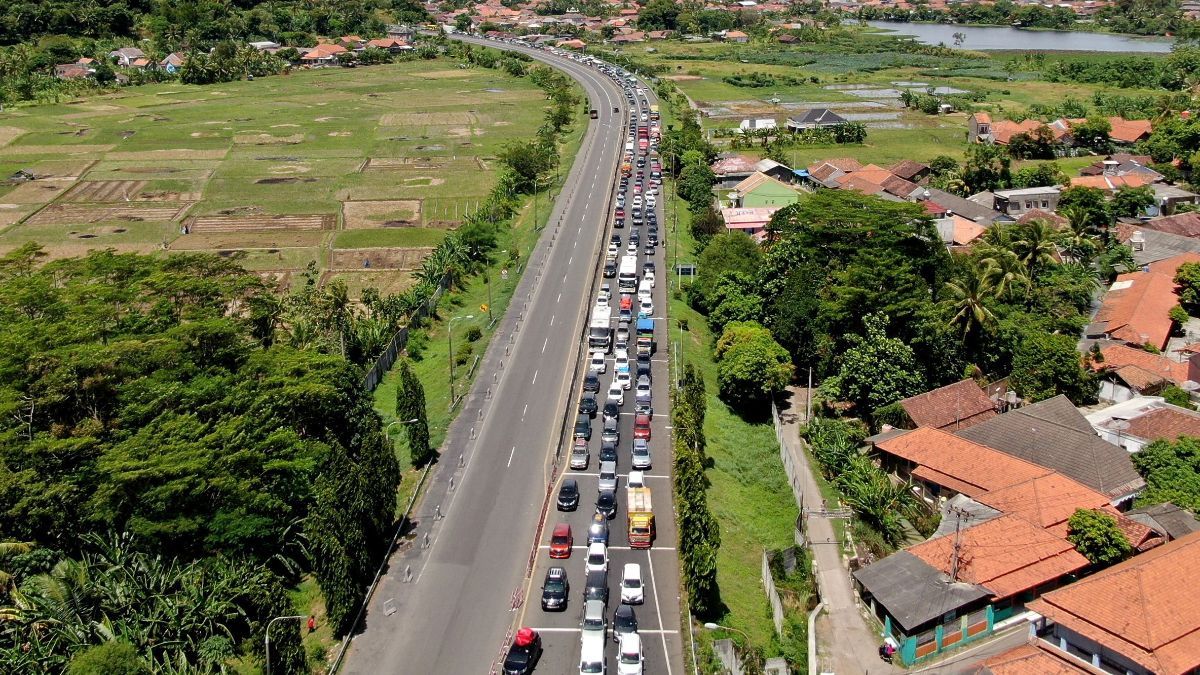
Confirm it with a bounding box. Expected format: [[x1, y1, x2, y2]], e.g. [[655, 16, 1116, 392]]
[[491, 38, 662, 675]]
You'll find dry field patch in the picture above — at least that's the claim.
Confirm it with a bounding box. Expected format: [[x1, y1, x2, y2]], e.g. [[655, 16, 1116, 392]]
[[412, 69, 476, 79], [105, 149, 228, 161], [233, 133, 305, 145], [330, 247, 432, 270], [170, 230, 327, 250], [3, 179, 78, 204], [380, 112, 478, 126], [26, 202, 192, 226], [321, 269, 416, 297], [187, 213, 335, 233], [0, 144, 115, 156], [342, 200, 422, 229], [0, 127, 26, 147], [62, 180, 201, 202]]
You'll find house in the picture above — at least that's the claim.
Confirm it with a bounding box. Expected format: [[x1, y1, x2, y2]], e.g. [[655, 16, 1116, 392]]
[[159, 52, 186, 73], [723, 30, 749, 43], [1137, 211, 1200, 238], [1079, 154, 1162, 181], [967, 642, 1098, 674], [889, 159, 932, 184], [720, 206, 779, 238], [922, 187, 1010, 224], [934, 214, 989, 249], [337, 35, 367, 50], [1088, 343, 1198, 402], [1106, 116, 1154, 145], [729, 172, 802, 208], [1069, 172, 1155, 192], [367, 38, 412, 52], [711, 154, 760, 187], [301, 44, 348, 66], [1016, 208, 1069, 229], [787, 108, 847, 132], [897, 379, 998, 431], [873, 427, 1053, 503], [386, 24, 417, 39], [991, 186, 1061, 217], [967, 112, 993, 144], [1120, 223, 1200, 266], [108, 47, 146, 67], [1028, 532, 1200, 675], [1125, 502, 1200, 541], [54, 59, 95, 79], [753, 158, 796, 184], [1086, 396, 1200, 452], [1151, 182, 1200, 215], [855, 514, 1089, 666], [956, 396, 1147, 504], [737, 118, 777, 134], [1087, 252, 1200, 350]]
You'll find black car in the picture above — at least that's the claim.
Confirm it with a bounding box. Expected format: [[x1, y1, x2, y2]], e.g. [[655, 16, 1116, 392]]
[[648, 229, 658, 246], [584, 372, 601, 393], [584, 569, 609, 604], [603, 261, 617, 278], [574, 414, 592, 441], [629, 230, 640, 245], [603, 401, 620, 421], [610, 234, 621, 245], [502, 628, 543, 674], [612, 605, 638, 644], [557, 478, 580, 511], [596, 489, 617, 519], [642, 261, 656, 275], [541, 567, 569, 611], [579, 392, 598, 416], [599, 440, 618, 464], [613, 217, 624, 229]]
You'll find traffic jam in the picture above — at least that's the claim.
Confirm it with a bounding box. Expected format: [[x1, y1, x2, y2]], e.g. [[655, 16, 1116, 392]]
[[493, 44, 679, 675]]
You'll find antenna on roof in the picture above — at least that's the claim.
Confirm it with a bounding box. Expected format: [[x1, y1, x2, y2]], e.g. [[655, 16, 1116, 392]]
[[949, 507, 965, 584]]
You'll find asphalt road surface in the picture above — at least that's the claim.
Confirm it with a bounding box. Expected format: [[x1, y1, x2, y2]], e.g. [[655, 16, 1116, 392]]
[[342, 38, 682, 675]]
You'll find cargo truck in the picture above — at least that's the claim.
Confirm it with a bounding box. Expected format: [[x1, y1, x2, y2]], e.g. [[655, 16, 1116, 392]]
[[636, 317, 654, 357], [588, 306, 612, 352], [627, 486, 654, 548]]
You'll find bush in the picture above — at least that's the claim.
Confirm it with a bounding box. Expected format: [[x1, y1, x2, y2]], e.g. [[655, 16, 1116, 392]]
[[465, 325, 483, 342], [406, 329, 428, 360], [454, 341, 473, 366]]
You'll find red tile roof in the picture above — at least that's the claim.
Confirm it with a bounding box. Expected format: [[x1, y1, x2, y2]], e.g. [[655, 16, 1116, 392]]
[[1125, 406, 1200, 442], [1141, 212, 1200, 238], [876, 427, 1052, 498], [1094, 269, 1181, 349], [1090, 344, 1190, 387], [973, 642, 1097, 674], [976, 473, 1111, 537], [1070, 173, 1154, 191], [908, 514, 1089, 600], [899, 379, 997, 431], [815, 157, 863, 172], [1028, 532, 1200, 674]]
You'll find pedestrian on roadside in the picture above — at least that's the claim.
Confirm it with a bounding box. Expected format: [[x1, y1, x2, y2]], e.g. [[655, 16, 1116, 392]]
[[307, 615, 316, 632]]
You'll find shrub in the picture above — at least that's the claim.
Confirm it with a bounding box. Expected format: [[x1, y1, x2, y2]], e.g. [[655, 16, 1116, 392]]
[[465, 325, 483, 342], [454, 341, 473, 366], [406, 329, 428, 360]]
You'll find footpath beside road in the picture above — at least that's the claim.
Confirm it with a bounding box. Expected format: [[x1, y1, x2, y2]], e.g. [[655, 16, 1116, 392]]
[[776, 386, 898, 675]]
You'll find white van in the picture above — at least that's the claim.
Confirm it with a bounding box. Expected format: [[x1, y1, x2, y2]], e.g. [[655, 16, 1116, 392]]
[[637, 279, 652, 302], [579, 631, 606, 674]]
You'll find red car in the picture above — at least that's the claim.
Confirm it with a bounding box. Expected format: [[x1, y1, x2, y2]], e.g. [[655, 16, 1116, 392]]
[[549, 522, 573, 558], [633, 413, 652, 440]]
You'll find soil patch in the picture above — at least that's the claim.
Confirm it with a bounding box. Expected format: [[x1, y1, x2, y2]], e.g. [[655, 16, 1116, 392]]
[[380, 111, 478, 126], [342, 200, 422, 229], [0, 127, 27, 147], [663, 75, 703, 81], [186, 213, 335, 233], [170, 231, 327, 250], [106, 149, 228, 161], [401, 176, 445, 187], [330, 247, 433, 270], [27, 202, 192, 226], [413, 69, 476, 79], [62, 180, 202, 202], [268, 164, 311, 174], [4, 178, 79, 204], [255, 177, 319, 184], [233, 133, 304, 145], [0, 144, 116, 156]]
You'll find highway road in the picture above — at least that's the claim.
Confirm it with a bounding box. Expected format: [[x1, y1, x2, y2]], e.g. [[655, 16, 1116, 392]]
[[342, 37, 682, 674]]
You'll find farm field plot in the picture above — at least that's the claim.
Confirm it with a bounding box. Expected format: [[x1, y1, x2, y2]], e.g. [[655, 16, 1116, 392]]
[[0, 57, 552, 297]]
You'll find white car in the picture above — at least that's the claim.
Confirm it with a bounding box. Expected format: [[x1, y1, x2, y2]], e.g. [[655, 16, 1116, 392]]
[[627, 470, 645, 488], [607, 381, 624, 405], [646, 195, 656, 207], [607, 242, 619, 257], [580, 631, 606, 675], [589, 350, 607, 374], [616, 369, 632, 390], [626, 242, 638, 255], [586, 542, 608, 574], [621, 563, 644, 604], [638, 298, 653, 317], [614, 352, 630, 374], [635, 376, 651, 400], [631, 195, 643, 207], [596, 295, 609, 310], [617, 633, 644, 675], [644, 270, 655, 288], [631, 439, 651, 470]]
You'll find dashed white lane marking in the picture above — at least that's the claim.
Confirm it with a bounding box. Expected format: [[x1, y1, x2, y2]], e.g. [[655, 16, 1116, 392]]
[[532, 369, 538, 384], [542, 337, 549, 353], [557, 292, 562, 303], [550, 315, 555, 326], [522, 403, 528, 420], [507, 445, 517, 468], [647, 542, 674, 675]]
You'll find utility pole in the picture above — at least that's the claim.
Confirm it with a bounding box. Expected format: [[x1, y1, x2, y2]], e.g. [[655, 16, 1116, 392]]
[[949, 508, 965, 583]]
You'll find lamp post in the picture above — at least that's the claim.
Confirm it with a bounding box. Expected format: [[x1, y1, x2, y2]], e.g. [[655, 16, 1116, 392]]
[[385, 418, 420, 436], [447, 314, 475, 404], [668, 316, 686, 389], [703, 621, 750, 642], [264, 614, 305, 675]]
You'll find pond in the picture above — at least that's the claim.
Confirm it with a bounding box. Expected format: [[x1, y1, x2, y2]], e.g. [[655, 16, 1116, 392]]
[[865, 20, 1173, 53]]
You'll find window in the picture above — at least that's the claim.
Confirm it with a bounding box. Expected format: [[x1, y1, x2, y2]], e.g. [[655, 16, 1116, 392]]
[[1041, 200, 1049, 208], [1025, 200, 1033, 210]]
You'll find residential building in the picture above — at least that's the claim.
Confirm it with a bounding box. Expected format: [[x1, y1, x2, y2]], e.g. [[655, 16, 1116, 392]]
[[787, 108, 847, 132], [1088, 343, 1198, 402], [729, 172, 802, 208], [108, 47, 146, 67], [1125, 503, 1200, 541], [753, 158, 796, 184], [967, 112, 993, 144], [992, 186, 1061, 216], [711, 154, 759, 187], [889, 159, 932, 184], [956, 396, 1146, 504], [1028, 532, 1200, 675], [54, 59, 95, 79], [301, 43, 348, 66], [159, 52, 186, 73], [738, 118, 777, 134], [720, 206, 779, 238], [723, 30, 749, 42], [1088, 252, 1200, 350], [1119, 222, 1200, 266], [967, 642, 1097, 674], [1086, 396, 1200, 452], [249, 41, 281, 51], [368, 38, 413, 52], [898, 379, 998, 431], [922, 187, 1010, 224]]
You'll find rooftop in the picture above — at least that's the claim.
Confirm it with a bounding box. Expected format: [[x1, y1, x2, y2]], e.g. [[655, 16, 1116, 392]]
[[970, 642, 1098, 674], [975, 473, 1111, 537], [852, 550, 992, 633], [1125, 502, 1200, 541], [899, 379, 997, 431], [876, 427, 1052, 498], [1028, 532, 1200, 675]]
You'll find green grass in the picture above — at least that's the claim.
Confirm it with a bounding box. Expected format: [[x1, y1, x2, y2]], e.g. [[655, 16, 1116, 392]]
[[333, 228, 448, 249], [665, 185, 803, 655]]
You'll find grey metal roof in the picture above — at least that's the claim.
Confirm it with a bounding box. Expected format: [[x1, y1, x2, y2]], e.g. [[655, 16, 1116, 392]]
[[788, 108, 847, 126], [853, 551, 991, 633], [956, 396, 1146, 499], [1126, 502, 1200, 540], [924, 188, 1007, 224], [1124, 228, 1200, 266], [932, 495, 1001, 539]]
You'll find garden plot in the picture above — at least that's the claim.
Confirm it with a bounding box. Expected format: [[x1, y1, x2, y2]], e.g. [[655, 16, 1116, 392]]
[[26, 202, 192, 226], [364, 157, 486, 172], [0, 144, 115, 156], [104, 149, 228, 161], [329, 246, 432, 270], [62, 180, 202, 202], [380, 112, 478, 126], [342, 200, 422, 229], [187, 212, 335, 233], [3, 179, 78, 204], [321, 269, 415, 297], [171, 231, 328, 250]]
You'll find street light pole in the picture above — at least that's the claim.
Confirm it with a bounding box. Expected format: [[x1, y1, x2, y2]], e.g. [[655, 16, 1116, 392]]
[[385, 418, 420, 436], [447, 314, 475, 405], [703, 621, 751, 642], [264, 614, 305, 675]]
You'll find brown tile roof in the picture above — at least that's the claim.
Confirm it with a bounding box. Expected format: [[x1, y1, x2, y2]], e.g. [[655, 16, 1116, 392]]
[[889, 159, 930, 181], [900, 379, 997, 431], [1070, 173, 1154, 191], [1091, 343, 1190, 387], [1016, 208, 1069, 228], [816, 157, 863, 172], [876, 427, 1052, 498], [973, 112, 992, 125], [880, 173, 921, 199], [807, 162, 845, 184], [957, 396, 1147, 500], [972, 642, 1098, 674], [991, 119, 1045, 145], [1094, 267, 1181, 349], [1107, 117, 1154, 144], [711, 154, 759, 175], [976, 473, 1112, 537], [1113, 511, 1165, 552], [1142, 211, 1200, 238], [1028, 532, 1200, 674], [1125, 405, 1200, 442], [839, 174, 885, 196], [908, 514, 1089, 600]]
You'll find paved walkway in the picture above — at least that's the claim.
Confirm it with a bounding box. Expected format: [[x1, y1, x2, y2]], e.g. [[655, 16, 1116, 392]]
[[777, 386, 899, 675]]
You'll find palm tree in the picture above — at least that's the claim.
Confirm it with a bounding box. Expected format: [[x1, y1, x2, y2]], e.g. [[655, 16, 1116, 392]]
[[976, 245, 1028, 300], [1012, 218, 1058, 279], [837, 456, 916, 548], [944, 264, 998, 340]]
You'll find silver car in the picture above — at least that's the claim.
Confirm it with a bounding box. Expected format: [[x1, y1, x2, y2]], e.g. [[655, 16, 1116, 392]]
[[598, 460, 618, 492], [571, 441, 589, 470], [631, 439, 651, 470]]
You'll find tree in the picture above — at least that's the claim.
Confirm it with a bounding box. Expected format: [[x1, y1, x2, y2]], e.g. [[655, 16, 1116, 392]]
[[677, 162, 716, 212], [1110, 185, 1155, 218], [1010, 161, 1068, 188], [962, 142, 1012, 192], [638, 0, 681, 30], [497, 141, 555, 193], [944, 263, 998, 343], [1132, 436, 1200, 510], [714, 321, 794, 410], [1006, 126, 1058, 160], [835, 313, 926, 416], [397, 359, 434, 467], [1067, 509, 1132, 567], [689, 205, 725, 246], [1177, 262, 1200, 309], [67, 642, 148, 675], [691, 231, 762, 312], [1010, 332, 1095, 403], [1162, 384, 1193, 408], [454, 13, 473, 32], [674, 438, 720, 616], [707, 272, 764, 334], [1071, 116, 1113, 152], [1058, 186, 1112, 232]]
